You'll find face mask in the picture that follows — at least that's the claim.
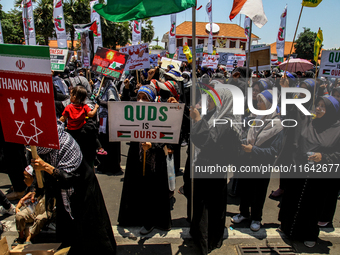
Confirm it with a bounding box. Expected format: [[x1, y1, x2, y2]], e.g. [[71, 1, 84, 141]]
[[183, 78, 188, 84]]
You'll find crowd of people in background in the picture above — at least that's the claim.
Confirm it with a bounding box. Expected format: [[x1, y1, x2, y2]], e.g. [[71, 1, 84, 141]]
[[1, 56, 340, 255]]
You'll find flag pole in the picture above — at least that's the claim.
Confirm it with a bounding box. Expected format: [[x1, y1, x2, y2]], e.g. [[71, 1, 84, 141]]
[[24, 2, 29, 45], [284, 5, 304, 75], [190, 6, 197, 222], [246, 20, 252, 87]]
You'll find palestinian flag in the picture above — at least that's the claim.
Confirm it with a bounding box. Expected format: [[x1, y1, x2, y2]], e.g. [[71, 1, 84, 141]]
[[74, 21, 98, 36], [117, 131, 131, 138], [323, 69, 330, 75], [160, 132, 173, 140]]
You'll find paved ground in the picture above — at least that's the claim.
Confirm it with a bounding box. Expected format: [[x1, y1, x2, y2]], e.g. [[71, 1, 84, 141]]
[[1, 143, 340, 254]]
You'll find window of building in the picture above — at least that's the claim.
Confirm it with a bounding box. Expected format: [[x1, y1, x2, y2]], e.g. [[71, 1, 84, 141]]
[[187, 39, 192, 47], [198, 39, 204, 45], [229, 41, 236, 48], [176, 38, 183, 47], [213, 40, 216, 46], [240, 41, 246, 50]]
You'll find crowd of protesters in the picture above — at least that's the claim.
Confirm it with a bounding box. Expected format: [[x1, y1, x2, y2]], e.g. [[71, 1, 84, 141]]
[[1, 56, 340, 255]]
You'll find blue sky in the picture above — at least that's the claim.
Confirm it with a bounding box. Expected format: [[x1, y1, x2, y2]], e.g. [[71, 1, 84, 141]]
[[2, 0, 339, 49]]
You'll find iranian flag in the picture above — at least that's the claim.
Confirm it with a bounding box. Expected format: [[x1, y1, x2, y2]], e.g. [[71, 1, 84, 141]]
[[53, 0, 67, 49], [132, 20, 141, 45], [276, 5, 287, 63], [229, 0, 268, 28], [21, 0, 36, 45]]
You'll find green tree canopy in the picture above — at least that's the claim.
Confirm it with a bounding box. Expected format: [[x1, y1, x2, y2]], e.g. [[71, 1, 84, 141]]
[[294, 27, 323, 64]]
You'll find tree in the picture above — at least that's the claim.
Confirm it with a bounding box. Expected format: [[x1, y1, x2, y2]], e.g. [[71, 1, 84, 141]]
[[294, 27, 323, 64], [101, 19, 130, 49], [34, 0, 54, 46], [64, 0, 91, 50], [1, 8, 25, 44], [153, 36, 159, 46], [151, 45, 164, 50], [141, 18, 154, 44]]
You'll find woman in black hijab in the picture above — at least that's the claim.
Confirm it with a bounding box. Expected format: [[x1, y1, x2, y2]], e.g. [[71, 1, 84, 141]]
[[277, 95, 340, 248]]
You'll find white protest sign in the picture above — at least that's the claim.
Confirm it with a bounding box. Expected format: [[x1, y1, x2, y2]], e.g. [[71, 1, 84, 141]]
[[50, 48, 68, 71], [161, 57, 181, 71], [202, 55, 219, 69], [120, 43, 150, 71], [319, 50, 340, 78], [196, 44, 204, 59], [108, 102, 184, 144]]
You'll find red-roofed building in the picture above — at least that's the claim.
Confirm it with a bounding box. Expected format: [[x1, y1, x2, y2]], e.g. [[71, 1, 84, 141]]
[[162, 21, 260, 54]]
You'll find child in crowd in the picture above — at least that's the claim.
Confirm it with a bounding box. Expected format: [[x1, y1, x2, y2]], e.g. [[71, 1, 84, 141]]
[[12, 165, 50, 246], [60, 85, 99, 139]]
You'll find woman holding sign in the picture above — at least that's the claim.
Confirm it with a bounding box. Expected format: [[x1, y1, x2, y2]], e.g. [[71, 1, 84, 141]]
[[30, 121, 116, 254], [118, 85, 175, 235]]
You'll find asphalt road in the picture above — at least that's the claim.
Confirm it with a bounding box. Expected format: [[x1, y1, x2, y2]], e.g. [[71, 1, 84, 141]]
[[1, 142, 340, 254]]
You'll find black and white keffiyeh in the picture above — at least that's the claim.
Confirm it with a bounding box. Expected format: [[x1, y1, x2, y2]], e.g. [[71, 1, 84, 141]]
[[37, 120, 82, 219]]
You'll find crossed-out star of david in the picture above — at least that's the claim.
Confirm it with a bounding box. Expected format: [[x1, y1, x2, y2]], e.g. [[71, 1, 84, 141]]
[[15, 118, 43, 144]]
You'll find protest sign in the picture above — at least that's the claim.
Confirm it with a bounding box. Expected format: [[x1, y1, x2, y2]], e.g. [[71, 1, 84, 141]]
[[196, 44, 204, 60], [80, 30, 94, 68], [0, 44, 59, 149], [91, 47, 129, 79], [108, 101, 184, 144], [246, 46, 271, 71], [161, 57, 181, 71], [178, 46, 192, 62], [218, 53, 234, 65], [202, 55, 219, 69], [50, 48, 68, 71], [319, 50, 340, 78], [149, 54, 158, 67], [120, 43, 150, 71]]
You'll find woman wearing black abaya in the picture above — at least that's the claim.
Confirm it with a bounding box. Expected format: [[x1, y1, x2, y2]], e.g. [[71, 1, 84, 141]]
[[31, 121, 116, 254], [189, 86, 241, 255], [118, 85, 172, 234], [278, 95, 340, 248]]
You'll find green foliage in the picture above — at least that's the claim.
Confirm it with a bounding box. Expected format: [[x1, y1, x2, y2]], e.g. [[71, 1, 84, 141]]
[[294, 27, 323, 64], [101, 19, 130, 49], [151, 45, 164, 50], [2, 0, 155, 50]]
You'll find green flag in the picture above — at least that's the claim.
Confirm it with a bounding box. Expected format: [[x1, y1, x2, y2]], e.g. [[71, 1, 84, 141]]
[[93, 0, 196, 22]]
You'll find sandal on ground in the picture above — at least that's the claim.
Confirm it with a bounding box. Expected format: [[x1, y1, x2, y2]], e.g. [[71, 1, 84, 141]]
[[178, 186, 184, 195], [12, 237, 24, 246], [97, 148, 108, 155]]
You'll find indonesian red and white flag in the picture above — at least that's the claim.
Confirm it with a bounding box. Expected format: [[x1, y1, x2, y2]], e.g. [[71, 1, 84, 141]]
[[229, 0, 268, 28], [21, 0, 36, 45], [53, 0, 67, 49]]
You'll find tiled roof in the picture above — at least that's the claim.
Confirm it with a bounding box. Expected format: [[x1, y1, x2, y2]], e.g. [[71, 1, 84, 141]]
[[270, 41, 296, 55], [167, 21, 259, 39], [49, 40, 78, 48]]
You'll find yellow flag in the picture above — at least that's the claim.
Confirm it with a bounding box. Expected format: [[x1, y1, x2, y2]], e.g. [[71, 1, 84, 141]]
[[302, 0, 322, 7], [183, 45, 192, 63], [314, 28, 323, 63]]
